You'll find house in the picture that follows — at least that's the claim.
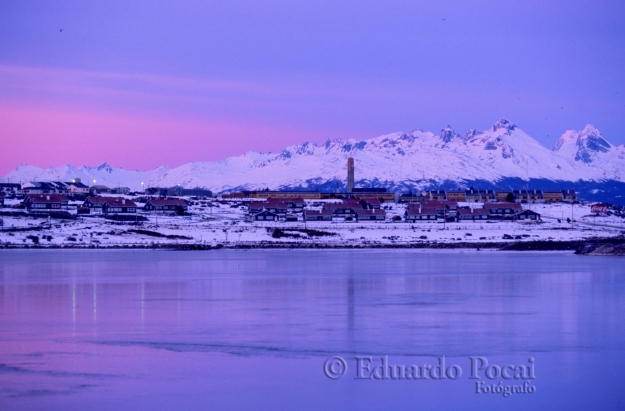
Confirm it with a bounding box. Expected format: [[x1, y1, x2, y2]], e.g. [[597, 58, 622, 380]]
[[399, 192, 427, 203], [513, 209, 541, 221], [83, 196, 110, 213], [427, 190, 447, 200], [405, 208, 438, 222], [421, 200, 458, 217], [145, 187, 169, 196], [356, 208, 386, 221], [512, 190, 544, 203], [324, 203, 359, 217], [495, 191, 513, 202], [23, 194, 69, 213], [102, 198, 137, 214], [562, 190, 577, 203], [66, 180, 90, 194], [83, 196, 137, 214], [445, 190, 466, 202], [303, 209, 333, 221], [144, 198, 189, 213], [351, 187, 394, 201], [478, 190, 496, 202], [250, 190, 321, 199], [22, 182, 58, 195], [284, 214, 299, 222], [457, 207, 490, 221], [90, 185, 112, 194], [248, 202, 266, 214], [254, 210, 279, 221], [543, 191, 564, 203], [484, 203, 522, 219], [264, 200, 289, 215], [112, 187, 131, 195], [282, 198, 306, 210], [525, 190, 544, 203], [465, 189, 482, 203]]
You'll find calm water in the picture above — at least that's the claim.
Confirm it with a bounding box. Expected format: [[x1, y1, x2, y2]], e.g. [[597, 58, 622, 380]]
[[0, 249, 624, 410]]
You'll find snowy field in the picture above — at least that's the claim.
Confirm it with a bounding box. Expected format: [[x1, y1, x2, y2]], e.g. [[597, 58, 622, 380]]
[[0, 198, 623, 248]]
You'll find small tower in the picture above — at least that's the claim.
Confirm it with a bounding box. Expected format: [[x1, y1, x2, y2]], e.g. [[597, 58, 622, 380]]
[[347, 157, 354, 193]]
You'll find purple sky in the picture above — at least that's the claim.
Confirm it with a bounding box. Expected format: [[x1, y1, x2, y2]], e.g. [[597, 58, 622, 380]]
[[1, 1, 624, 175]]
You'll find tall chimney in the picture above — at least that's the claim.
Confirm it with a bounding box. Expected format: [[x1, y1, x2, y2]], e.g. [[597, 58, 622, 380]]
[[347, 157, 354, 194]]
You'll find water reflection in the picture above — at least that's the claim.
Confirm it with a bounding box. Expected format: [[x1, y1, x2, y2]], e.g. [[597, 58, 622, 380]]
[[0, 250, 623, 410]]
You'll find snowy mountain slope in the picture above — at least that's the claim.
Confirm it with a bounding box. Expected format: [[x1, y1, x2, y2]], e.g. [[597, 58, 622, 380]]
[[3, 119, 625, 194]]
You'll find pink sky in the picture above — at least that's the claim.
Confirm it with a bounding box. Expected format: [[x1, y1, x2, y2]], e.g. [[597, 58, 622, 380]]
[[2, 2, 624, 175], [0, 102, 333, 175]]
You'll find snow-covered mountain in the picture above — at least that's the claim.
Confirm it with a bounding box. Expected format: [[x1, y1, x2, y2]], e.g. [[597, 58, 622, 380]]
[[3, 119, 625, 198]]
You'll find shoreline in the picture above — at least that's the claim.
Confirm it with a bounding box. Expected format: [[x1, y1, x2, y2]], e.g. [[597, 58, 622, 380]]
[[1, 237, 623, 252]]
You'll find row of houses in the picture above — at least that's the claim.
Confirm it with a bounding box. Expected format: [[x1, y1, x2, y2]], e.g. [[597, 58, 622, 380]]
[[21, 194, 188, 215], [405, 201, 541, 222], [82, 197, 189, 214], [20, 180, 132, 196], [246, 198, 541, 223], [247, 198, 387, 222], [22, 181, 91, 195], [19, 180, 212, 198], [225, 188, 395, 201], [401, 189, 577, 204]]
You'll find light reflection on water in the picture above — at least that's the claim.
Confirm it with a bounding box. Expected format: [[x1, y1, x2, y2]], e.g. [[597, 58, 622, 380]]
[[0, 249, 623, 410]]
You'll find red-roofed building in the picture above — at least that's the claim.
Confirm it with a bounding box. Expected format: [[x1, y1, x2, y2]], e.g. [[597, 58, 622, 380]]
[[24, 194, 69, 213], [144, 198, 189, 213], [484, 202, 522, 219], [457, 207, 490, 221], [405, 208, 438, 222], [103, 198, 137, 214], [304, 209, 333, 221], [356, 208, 386, 221]]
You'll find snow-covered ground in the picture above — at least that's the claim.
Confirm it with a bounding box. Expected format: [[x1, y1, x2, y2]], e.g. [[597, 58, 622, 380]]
[[1, 198, 622, 248]]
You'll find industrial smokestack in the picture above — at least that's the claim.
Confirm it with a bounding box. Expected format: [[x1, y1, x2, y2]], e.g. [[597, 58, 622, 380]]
[[347, 157, 354, 193]]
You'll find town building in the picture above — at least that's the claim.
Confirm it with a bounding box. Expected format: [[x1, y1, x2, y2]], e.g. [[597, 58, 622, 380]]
[[457, 207, 490, 221], [90, 185, 112, 194], [513, 209, 541, 221], [356, 209, 386, 221], [66, 180, 90, 194], [483, 203, 523, 219], [143, 198, 189, 213], [253, 210, 279, 221], [23, 194, 69, 213], [304, 209, 333, 221], [405, 208, 438, 222]]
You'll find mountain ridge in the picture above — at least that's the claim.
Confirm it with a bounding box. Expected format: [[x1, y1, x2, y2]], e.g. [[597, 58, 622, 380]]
[[3, 119, 625, 202]]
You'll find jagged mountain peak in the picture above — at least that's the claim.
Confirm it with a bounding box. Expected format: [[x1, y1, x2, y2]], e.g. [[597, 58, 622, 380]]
[[95, 162, 113, 173], [578, 124, 611, 149], [554, 125, 613, 164], [575, 125, 612, 163], [439, 125, 461, 143], [465, 129, 483, 140], [553, 130, 578, 152], [491, 118, 517, 132]]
